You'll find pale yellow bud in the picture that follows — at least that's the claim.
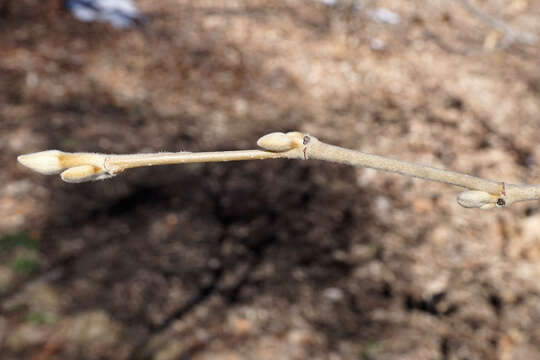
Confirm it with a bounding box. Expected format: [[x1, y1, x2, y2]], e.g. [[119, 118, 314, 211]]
[[17, 150, 66, 175], [257, 132, 296, 152], [457, 191, 497, 209], [60, 165, 116, 183]]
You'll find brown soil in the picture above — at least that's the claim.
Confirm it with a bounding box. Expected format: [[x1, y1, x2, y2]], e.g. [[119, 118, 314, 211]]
[[1, 1, 540, 359]]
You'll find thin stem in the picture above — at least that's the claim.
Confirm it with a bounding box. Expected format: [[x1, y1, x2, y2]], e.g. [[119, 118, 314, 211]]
[[104, 150, 293, 172], [457, 0, 536, 47], [302, 135, 540, 208], [306, 138, 502, 193]]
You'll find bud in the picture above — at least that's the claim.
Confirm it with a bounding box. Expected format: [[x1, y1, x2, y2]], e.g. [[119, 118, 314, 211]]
[[457, 191, 496, 209], [257, 132, 295, 152], [60, 165, 116, 183], [17, 150, 66, 175]]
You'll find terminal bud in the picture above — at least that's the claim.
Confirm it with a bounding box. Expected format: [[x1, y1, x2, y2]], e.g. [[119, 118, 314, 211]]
[[17, 150, 66, 175]]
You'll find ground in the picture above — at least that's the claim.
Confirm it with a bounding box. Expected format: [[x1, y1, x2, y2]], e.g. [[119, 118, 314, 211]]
[[1, 0, 540, 359]]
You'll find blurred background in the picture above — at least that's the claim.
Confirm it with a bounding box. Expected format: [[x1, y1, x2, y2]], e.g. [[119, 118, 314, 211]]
[[1, 0, 540, 359]]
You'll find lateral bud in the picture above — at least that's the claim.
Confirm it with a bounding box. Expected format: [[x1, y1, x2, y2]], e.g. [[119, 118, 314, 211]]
[[60, 165, 116, 183], [457, 190, 498, 209], [257, 132, 296, 152]]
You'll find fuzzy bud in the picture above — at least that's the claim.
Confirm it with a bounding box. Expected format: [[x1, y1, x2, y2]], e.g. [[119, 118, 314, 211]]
[[60, 165, 115, 183], [17, 150, 66, 175], [257, 132, 296, 152], [457, 191, 497, 209]]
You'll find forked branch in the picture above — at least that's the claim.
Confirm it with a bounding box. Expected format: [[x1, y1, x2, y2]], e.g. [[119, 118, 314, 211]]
[[17, 131, 540, 209]]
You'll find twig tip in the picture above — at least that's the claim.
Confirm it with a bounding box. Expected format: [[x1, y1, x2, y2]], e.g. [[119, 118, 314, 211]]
[[17, 150, 65, 175]]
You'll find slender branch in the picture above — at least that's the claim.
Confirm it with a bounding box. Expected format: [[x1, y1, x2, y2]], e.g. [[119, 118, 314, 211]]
[[305, 138, 502, 192], [457, 0, 536, 48], [17, 131, 540, 209], [105, 149, 292, 171]]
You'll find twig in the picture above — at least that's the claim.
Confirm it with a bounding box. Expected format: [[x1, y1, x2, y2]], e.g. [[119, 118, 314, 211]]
[[17, 131, 540, 209], [457, 0, 536, 48]]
